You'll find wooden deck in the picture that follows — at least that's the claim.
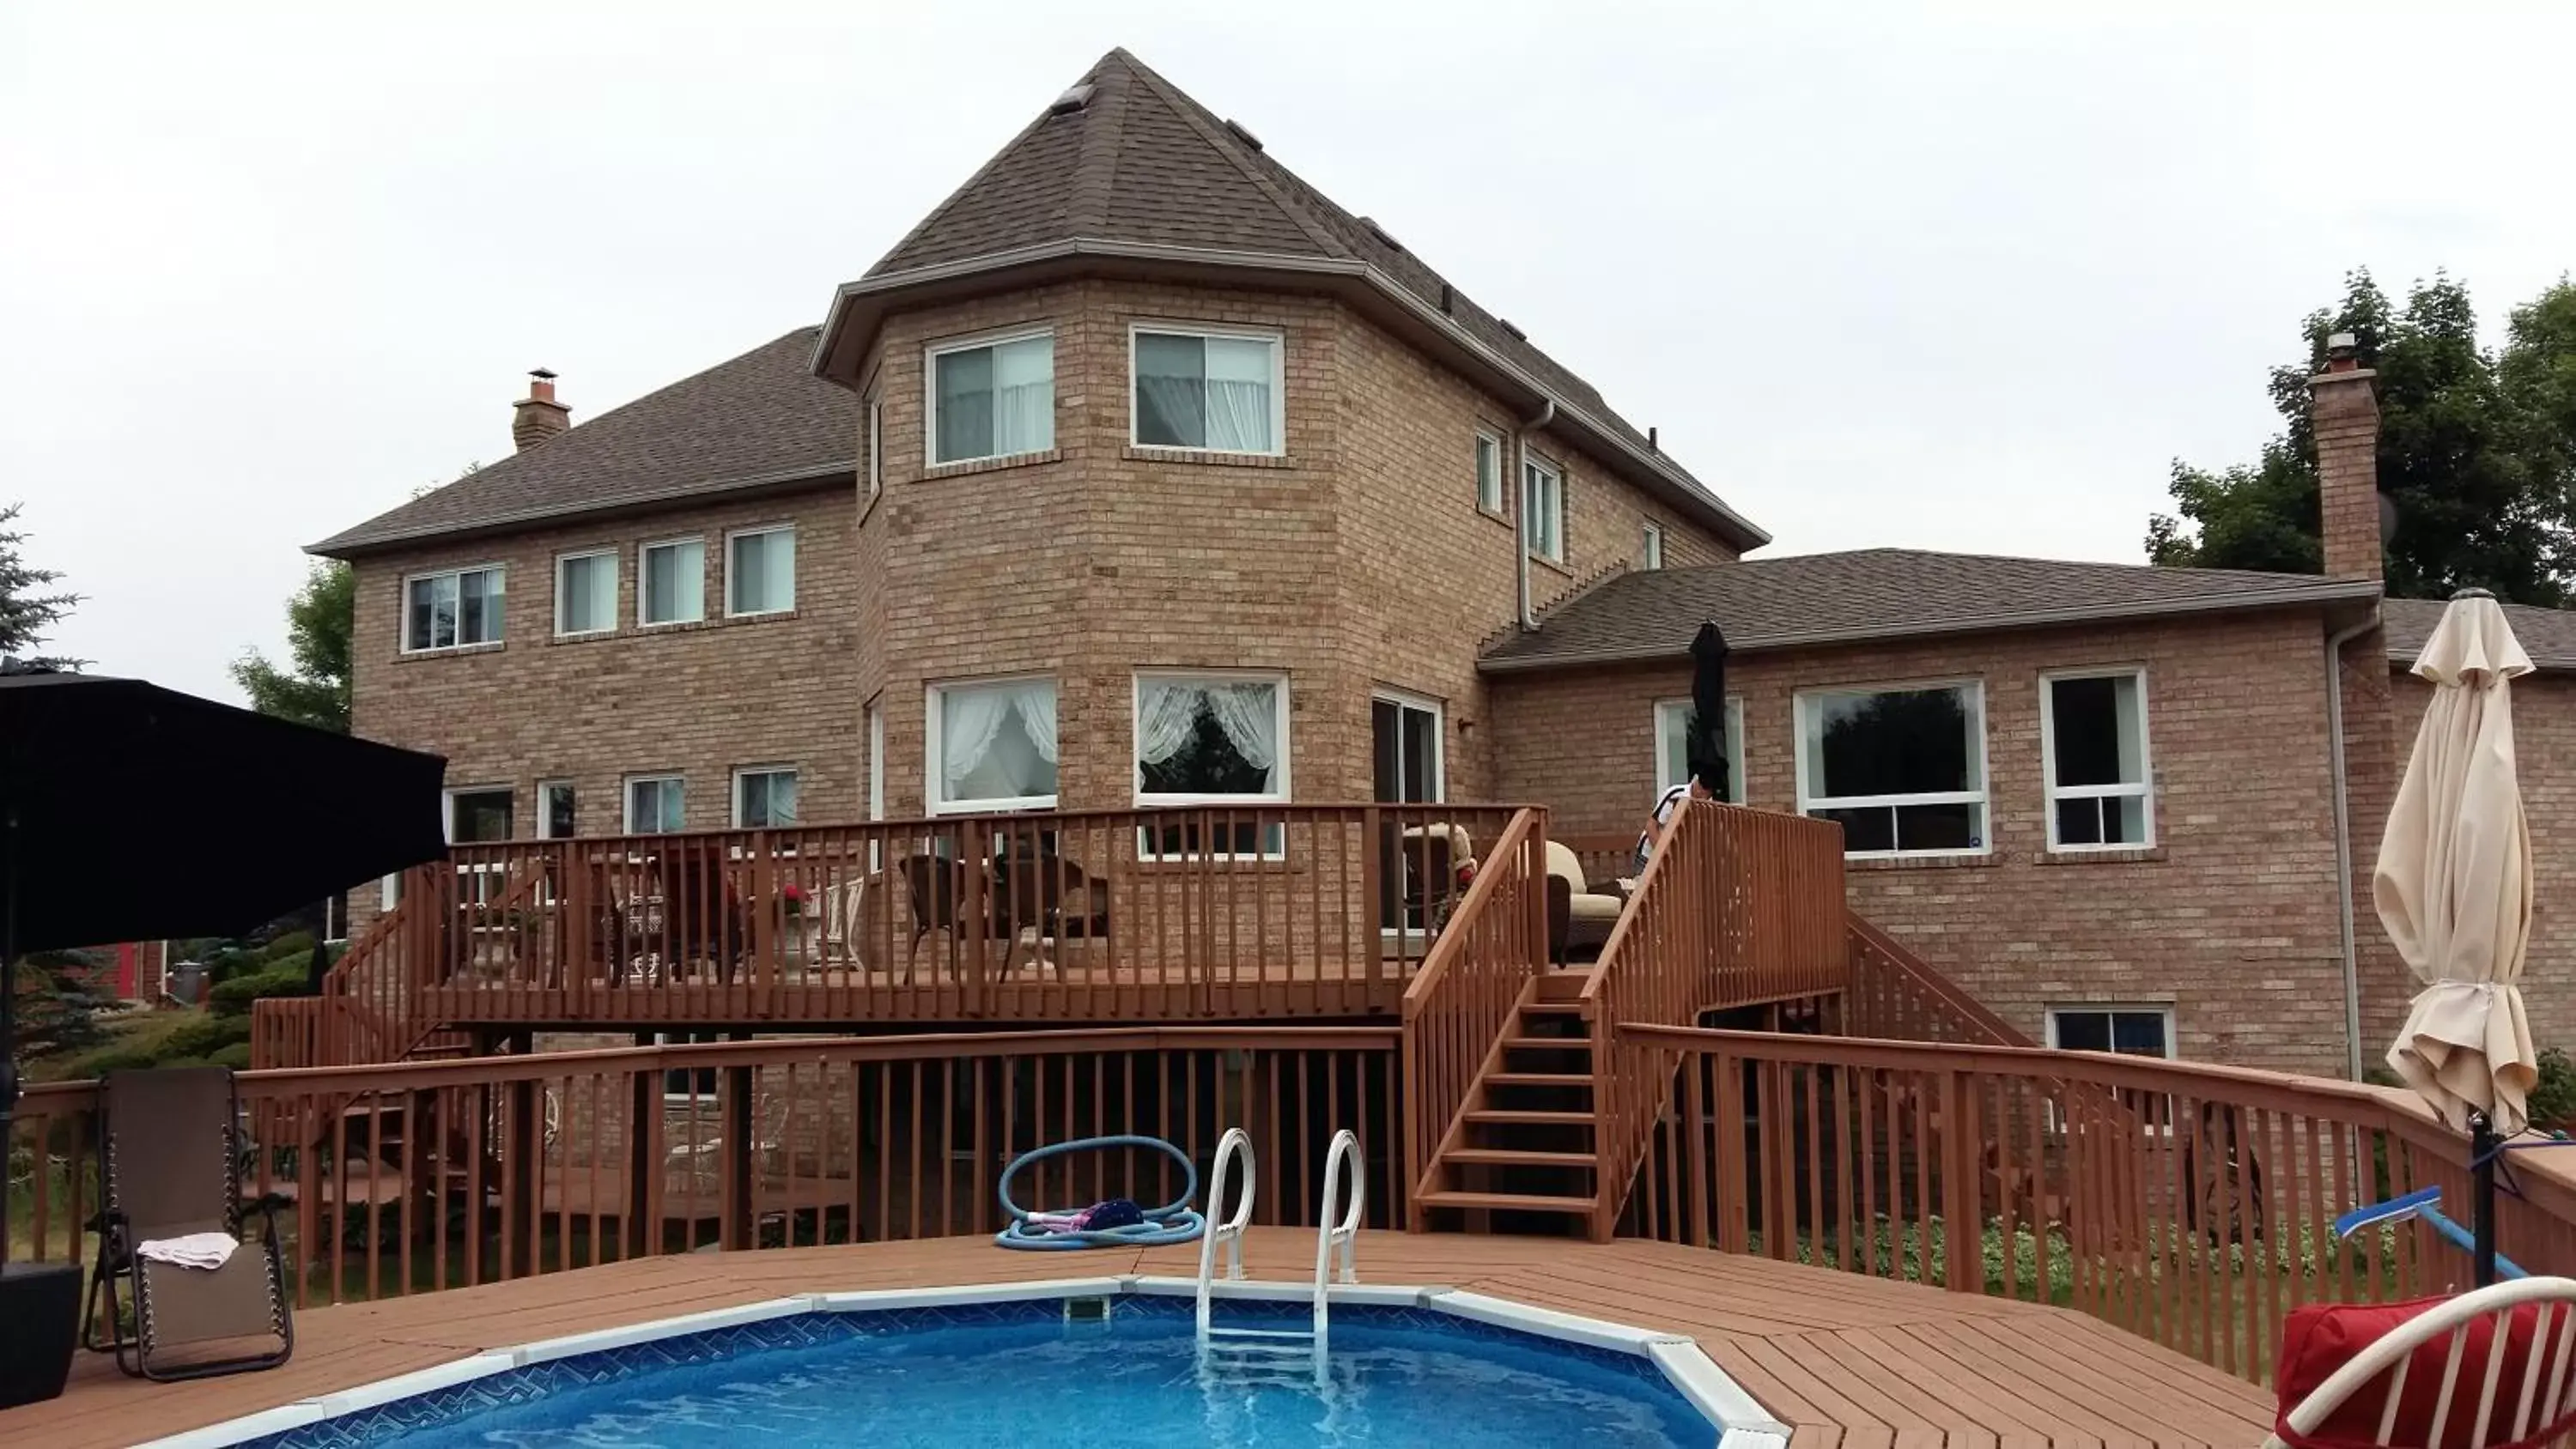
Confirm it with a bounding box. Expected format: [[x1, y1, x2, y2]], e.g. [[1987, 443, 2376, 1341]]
[[9, 1231, 2271, 1449]]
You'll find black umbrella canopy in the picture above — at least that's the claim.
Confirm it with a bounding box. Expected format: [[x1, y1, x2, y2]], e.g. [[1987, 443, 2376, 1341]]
[[1688, 621, 1731, 803], [0, 670, 448, 954]]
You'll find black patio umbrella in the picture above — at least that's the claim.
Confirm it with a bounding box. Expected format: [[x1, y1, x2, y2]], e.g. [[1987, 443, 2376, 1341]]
[[1688, 622, 1731, 803], [0, 667, 447, 1247]]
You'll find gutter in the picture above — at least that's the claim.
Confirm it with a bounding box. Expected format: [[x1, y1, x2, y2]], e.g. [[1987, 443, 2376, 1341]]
[[2324, 609, 2381, 1082], [1515, 400, 1555, 629]]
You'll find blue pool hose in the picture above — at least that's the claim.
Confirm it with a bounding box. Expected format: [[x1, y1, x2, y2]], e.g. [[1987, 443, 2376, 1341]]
[[994, 1135, 1207, 1250]]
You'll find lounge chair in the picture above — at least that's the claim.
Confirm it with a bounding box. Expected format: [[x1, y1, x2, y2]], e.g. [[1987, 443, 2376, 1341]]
[[1543, 840, 1622, 959], [82, 1066, 294, 1381]]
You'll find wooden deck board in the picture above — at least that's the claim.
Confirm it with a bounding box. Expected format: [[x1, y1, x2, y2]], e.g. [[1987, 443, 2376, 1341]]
[[0, 1231, 2271, 1448]]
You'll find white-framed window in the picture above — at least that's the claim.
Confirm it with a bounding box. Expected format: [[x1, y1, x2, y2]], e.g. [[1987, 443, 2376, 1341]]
[[1656, 696, 1747, 803], [865, 391, 884, 499], [554, 549, 617, 637], [1129, 324, 1285, 455], [927, 329, 1054, 465], [726, 524, 796, 617], [402, 564, 505, 652], [1371, 689, 1443, 804], [658, 1030, 722, 1100], [1641, 521, 1666, 571], [2043, 669, 2154, 851], [625, 774, 685, 834], [2045, 1005, 2175, 1059], [444, 785, 514, 844], [1135, 671, 1290, 858], [927, 676, 1060, 814], [1795, 681, 1989, 858], [538, 779, 576, 840], [1473, 430, 1505, 515], [1524, 454, 1564, 563], [732, 766, 799, 828], [639, 537, 704, 627], [866, 704, 884, 822]]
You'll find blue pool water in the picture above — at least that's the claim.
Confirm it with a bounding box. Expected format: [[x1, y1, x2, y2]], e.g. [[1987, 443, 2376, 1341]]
[[252, 1298, 1713, 1448]]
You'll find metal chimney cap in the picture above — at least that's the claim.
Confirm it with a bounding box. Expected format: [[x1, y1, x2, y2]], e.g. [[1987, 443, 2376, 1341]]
[[2326, 331, 2357, 350]]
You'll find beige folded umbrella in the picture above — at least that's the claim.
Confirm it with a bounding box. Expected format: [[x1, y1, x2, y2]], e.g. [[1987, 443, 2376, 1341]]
[[2376, 591, 2538, 1137]]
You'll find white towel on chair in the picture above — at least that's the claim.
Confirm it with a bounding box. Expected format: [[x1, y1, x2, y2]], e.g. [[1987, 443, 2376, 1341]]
[[137, 1232, 238, 1270]]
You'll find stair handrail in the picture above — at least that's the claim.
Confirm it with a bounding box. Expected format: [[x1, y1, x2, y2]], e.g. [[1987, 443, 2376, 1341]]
[[1313, 1130, 1364, 1351], [1398, 808, 1546, 1208], [1194, 1127, 1256, 1344]]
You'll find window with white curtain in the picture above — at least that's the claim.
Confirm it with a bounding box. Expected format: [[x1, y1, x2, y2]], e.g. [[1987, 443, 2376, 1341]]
[[625, 775, 685, 834], [2044, 669, 2153, 849], [726, 525, 795, 616], [929, 330, 1054, 464], [1795, 682, 1988, 858], [1131, 326, 1283, 454], [1134, 672, 1289, 858], [404, 565, 505, 652], [640, 538, 703, 626], [555, 549, 617, 637], [1655, 696, 1746, 803], [732, 766, 799, 828], [1524, 455, 1564, 563], [928, 677, 1060, 813]]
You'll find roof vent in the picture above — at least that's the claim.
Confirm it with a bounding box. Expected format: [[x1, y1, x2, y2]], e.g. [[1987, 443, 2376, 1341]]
[[1360, 216, 1405, 253], [1223, 118, 1264, 151], [1498, 318, 1527, 342], [1048, 83, 1095, 116], [1438, 282, 1453, 314]]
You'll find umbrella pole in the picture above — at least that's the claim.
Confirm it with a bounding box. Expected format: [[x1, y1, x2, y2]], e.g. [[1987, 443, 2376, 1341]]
[[0, 805, 16, 1268], [2472, 1111, 2500, 1287]]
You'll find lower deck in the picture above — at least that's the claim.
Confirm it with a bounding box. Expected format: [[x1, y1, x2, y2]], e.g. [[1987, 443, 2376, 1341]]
[[20, 1230, 2272, 1449]]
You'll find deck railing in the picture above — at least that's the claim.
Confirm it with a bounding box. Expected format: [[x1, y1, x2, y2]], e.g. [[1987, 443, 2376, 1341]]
[[1398, 808, 1548, 1200], [1842, 911, 2035, 1047], [303, 803, 1519, 1060], [12, 1026, 1402, 1308], [1583, 802, 1847, 1238], [1618, 1023, 2576, 1384]]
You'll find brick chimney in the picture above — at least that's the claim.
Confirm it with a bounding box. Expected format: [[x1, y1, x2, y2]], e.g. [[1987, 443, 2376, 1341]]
[[2309, 333, 2383, 581], [512, 368, 570, 451]]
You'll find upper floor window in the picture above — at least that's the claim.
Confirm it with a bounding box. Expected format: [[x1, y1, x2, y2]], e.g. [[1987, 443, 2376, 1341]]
[[1641, 522, 1665, 571], [928, 676, 1060, 814], [1795, 682, 1988, 858], [625, 774, 685, 834], [732, 766, 799, 828], [1524, 455, 1564, 563], [865, 391, 884, 499], [640, 537, 703, 627], [1474, 432, 1505, 514], [2044, 669, 2153, 850], [1131, 326, 1283, 454], [928, 330, 1054, 464], [726, 524, 796, 616], [1656, 696, 1746, 803], [404, 565, 504, 653], [555, 549, 617, 638]]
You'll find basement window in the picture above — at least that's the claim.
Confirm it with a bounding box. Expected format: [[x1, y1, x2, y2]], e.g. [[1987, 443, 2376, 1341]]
[[1795, 682, 1988, 858], [2043, 670, 2153, 850], [2045, 1006, 2174, 1059]]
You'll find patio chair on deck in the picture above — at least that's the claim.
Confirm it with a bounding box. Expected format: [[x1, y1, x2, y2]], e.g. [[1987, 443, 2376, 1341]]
[[653, 851, 752, 983], [1397, 823, 1476, 939], [994, 846, 1112, 972], [2267, 1276, 2576, 1447], [82, 1067, 293, 1382], [896, 853, 1024, 980]]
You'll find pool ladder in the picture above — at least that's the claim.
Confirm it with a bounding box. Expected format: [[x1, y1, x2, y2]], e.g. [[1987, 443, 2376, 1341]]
[[1194, 1127, 1364, 1363]]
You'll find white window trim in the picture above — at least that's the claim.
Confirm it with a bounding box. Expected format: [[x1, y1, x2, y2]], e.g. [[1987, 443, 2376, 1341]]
[[923, 324, 1055, 468], [1523, 452, 1565, 564], [536, 779, 575, 840], [865, 392, 884, 498], [1792, 678, 1991, 860], [1371, 687, 1446, 803], [1641, 521, 1666, 571], [441, 785, 514, 843], [1654, 695, 1747, 802], [552, 549, 618, 639], [1134, 670, 1292, 861], [925, 675, 1061, 816], [730, 764, 800, 829], [866, 704, 884, 822], [2039, 666, 2156, 853], [1473, 428, 1507, 516], [724, 524, 797, 618], [399, 562, 507, 654], [623, 773, 685, 834], [2043, 1003, 2178, 1058], [637, 537, 705, 629], [1125, 321, 1287, 457]]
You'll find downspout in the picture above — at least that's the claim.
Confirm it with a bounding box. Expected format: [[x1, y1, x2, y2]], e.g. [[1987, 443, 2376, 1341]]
[[1515, 400, 1556, 629], [2324, 609, 2380, 1081]]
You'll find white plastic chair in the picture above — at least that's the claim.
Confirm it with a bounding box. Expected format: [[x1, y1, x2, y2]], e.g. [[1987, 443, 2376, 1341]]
[[2268, 1276, 2576, 1448]]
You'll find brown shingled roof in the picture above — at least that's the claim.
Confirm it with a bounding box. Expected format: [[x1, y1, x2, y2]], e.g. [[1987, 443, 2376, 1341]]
[[312, 329, 853, 557], [1479, 549, 2383, 671], [2385, 596, 2576, 673]]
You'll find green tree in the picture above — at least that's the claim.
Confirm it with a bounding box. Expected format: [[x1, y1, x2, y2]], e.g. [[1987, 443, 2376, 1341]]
[[229, 559, 353, 733], [0, 501, 79, 667], [2147, 270, 2576, 605], [11, 950, 109, 1060]]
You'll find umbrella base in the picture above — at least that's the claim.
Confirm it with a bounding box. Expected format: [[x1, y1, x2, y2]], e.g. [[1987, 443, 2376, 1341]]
[[0, 1261, 81, 1407]]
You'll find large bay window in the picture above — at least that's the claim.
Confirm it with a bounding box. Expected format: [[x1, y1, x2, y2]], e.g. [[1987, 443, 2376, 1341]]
[[1655, 696, 1746, 803], [928, 677, 1060, 813], [1135, 672, 1289, 857], [1795, 682, 1988, 858], [2043, 669, 2153, 850], [1131, 326, 1283, 454], [404, 565, 504, 652], [929, 330, 1054, 464]]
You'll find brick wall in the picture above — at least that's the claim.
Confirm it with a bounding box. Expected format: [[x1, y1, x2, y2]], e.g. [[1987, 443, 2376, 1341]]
[[1490, 609, 2360, 1075]]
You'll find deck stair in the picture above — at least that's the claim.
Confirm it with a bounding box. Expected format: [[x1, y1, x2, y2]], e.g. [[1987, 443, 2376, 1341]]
[[1414, 971, 1602, 1230]]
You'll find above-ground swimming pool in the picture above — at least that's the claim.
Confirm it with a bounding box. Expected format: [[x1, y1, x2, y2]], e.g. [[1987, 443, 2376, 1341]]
[[162, 1279, 1785, 1448]]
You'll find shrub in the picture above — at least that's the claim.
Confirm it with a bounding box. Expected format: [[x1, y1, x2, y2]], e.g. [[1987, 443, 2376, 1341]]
[[208, 1041, 252, 1070], [2530, 1048, 2576, 1131], [157, 1012, 249, 1062], [209, 963, 307, 1018], [67, 1044, 167, 1078], [257, 932, 317, 966]]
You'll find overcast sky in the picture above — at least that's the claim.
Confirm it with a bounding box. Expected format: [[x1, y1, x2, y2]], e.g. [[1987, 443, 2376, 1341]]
[[5, 2, 2571, 701]]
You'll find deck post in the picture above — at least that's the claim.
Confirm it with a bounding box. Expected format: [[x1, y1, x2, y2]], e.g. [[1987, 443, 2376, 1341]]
[[723, 1052, 755, 1252], [624, 1040, 656, 1260], [1359, 806, 1383, 1013], [1939, 1068, 1975, 1293], [1715, 1048, 1748, 1252]]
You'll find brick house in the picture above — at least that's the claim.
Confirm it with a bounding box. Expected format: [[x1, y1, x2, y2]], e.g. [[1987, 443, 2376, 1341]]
[[313, 48, 2576, 1077]]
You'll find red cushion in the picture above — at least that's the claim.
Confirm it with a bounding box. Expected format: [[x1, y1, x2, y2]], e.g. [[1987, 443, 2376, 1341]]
[[2276, 1294, 2576, 1449]]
